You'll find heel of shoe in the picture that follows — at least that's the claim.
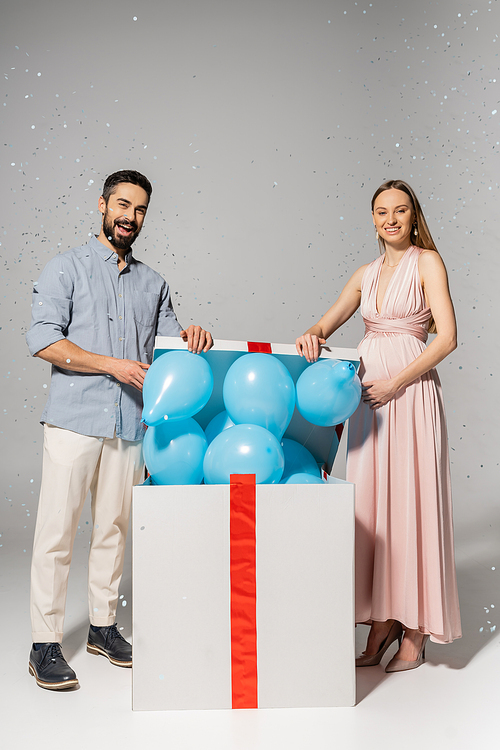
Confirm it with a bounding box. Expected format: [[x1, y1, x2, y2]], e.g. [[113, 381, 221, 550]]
[[420, 634, 429, 662], [28, 662, 35, 676], [86, 643, 99, 656]]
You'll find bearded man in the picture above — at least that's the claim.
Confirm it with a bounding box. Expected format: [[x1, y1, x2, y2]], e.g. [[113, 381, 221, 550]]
[[26, 170, 212, 690]]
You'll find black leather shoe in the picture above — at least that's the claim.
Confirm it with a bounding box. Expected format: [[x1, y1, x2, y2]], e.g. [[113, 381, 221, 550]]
[[29, 643, 79, 690], [87, 623, 132, 667]]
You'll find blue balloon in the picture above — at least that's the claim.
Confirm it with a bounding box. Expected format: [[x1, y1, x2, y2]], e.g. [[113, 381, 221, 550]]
[[203, 424, 284, 485], [295, 360, 361, 427], [223, 353, 295, 439], [281, 439, 320, 481], [204, 410, 234, 445], [142, 351, 213, 426], [281, 472, 325, 485], [143, 418, 208, 485]]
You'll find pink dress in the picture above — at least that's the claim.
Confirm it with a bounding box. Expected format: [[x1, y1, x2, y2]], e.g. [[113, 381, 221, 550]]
[[346, 246, 461, 644]]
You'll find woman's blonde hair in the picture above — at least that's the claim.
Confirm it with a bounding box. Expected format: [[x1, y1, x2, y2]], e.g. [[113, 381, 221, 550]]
[[371, 179, 438, 333]]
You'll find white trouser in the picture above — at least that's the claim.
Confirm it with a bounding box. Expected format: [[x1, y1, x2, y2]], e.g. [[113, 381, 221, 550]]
[[30, 424, 144, 643]]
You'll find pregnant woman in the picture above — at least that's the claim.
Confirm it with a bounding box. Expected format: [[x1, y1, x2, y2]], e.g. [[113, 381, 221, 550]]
[[296, 179, 461, 672]]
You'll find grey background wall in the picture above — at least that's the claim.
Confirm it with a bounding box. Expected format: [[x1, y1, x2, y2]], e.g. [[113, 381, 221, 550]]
[[1, 0, 498, 589]]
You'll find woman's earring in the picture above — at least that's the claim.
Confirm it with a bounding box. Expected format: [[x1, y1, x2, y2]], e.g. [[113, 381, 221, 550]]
[[375, 229, 379, 239], [413, 224, 418, 237]]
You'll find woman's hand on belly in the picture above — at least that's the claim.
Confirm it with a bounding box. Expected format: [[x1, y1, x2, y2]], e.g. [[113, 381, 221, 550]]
[[362, 378, 400, 409]]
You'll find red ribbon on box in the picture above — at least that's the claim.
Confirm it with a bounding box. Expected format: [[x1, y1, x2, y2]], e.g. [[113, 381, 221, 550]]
[[230, 474, 258, 709], [247, 341, 272, 353]]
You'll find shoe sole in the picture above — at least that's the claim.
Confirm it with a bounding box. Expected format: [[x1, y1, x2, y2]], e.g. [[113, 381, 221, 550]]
[[86, 642, 132, 668], [29, 662, 79, 690]]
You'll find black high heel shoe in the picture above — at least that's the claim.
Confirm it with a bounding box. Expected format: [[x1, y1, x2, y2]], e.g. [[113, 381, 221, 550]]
[[355, 620, 403, 667]]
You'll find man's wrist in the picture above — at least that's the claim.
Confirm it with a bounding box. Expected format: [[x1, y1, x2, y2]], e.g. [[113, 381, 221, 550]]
[[91, 353, 115, 376]]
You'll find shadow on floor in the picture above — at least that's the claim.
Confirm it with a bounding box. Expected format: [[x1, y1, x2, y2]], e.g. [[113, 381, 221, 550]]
[[355, 547, 499, 702]]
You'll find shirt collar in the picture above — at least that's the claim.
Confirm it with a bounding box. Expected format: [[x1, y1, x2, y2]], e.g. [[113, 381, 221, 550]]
[[89, 235, 134, 265]]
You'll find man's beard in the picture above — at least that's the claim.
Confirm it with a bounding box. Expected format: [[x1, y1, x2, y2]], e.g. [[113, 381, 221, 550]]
[[103, 211, 140, 251]]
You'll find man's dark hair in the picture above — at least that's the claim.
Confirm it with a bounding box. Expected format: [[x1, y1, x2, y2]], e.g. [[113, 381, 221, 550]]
[[101, 170, 153, 203]]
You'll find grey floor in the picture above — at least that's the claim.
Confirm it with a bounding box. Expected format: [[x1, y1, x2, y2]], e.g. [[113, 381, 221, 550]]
[[1, 510, 498, 750]]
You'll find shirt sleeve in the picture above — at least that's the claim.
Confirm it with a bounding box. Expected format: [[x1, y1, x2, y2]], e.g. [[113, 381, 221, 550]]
[[26, 254, 74, 356], [156, 280, 183, 337]]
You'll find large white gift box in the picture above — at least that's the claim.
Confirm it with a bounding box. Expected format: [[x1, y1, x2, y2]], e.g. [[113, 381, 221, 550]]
[[132, 338, 359, 710]]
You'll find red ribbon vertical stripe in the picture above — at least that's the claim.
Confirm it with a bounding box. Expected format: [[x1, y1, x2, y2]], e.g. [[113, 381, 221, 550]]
[[230, 474, 258, 709]]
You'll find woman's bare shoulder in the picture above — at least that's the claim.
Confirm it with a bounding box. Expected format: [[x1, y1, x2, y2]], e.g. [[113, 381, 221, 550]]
[[352, 261, 372, 281], [356, 261, 373, 272], [417, 249, 449, 288], [418, 248, 446, 269]]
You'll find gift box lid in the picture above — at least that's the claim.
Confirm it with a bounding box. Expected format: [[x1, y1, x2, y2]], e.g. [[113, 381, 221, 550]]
[[153, 336, 359, 476]]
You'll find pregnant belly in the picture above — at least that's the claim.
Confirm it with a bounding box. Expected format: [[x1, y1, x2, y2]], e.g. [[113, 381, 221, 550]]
[[358, 333, 426, 382]]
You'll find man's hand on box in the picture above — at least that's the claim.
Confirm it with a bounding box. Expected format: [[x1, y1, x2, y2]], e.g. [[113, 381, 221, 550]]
[[180, 325, 214, 353]]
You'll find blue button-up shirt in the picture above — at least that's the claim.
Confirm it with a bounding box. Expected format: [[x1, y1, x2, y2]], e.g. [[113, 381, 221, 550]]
[[26, 236, 182, 441]]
